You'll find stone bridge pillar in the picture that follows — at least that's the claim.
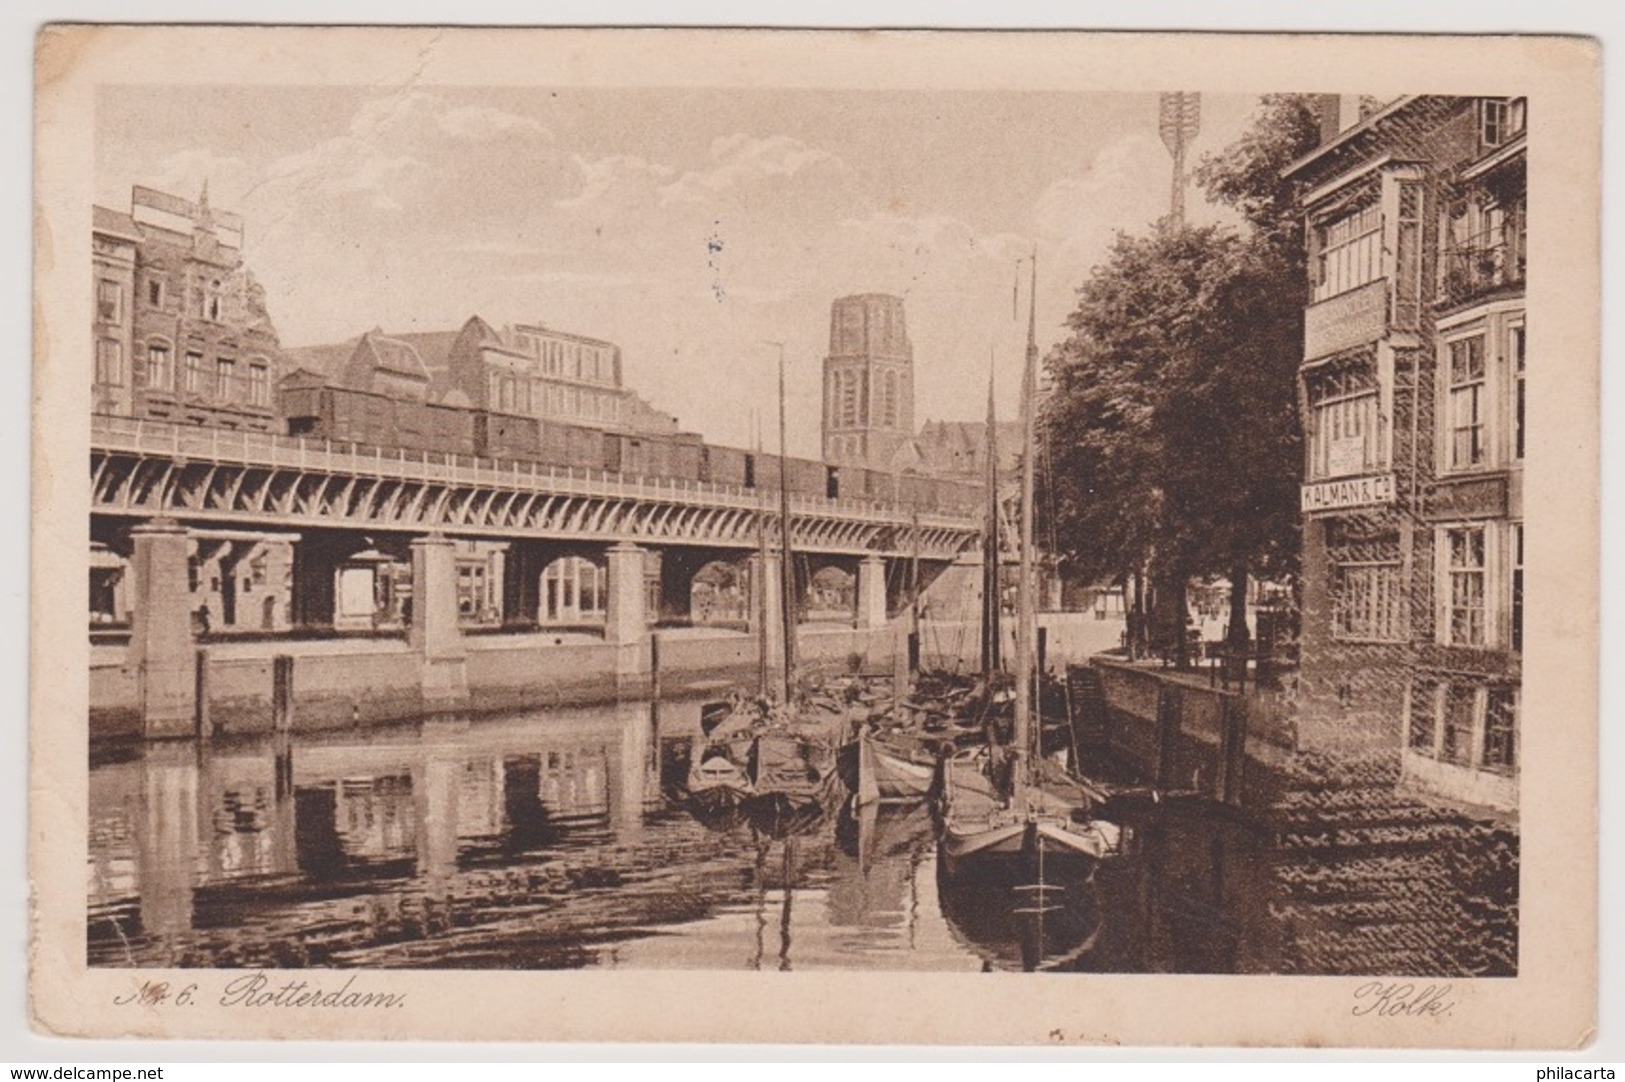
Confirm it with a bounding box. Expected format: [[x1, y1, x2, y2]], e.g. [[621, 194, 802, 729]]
[[857, 555, 889, 630], [128, 518, 196, 738], [410, 534, 468, 709], [605, 543, 649, 683]]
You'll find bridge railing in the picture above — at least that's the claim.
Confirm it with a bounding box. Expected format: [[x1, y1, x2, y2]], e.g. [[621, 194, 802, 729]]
[[91, 414, 979, 530]]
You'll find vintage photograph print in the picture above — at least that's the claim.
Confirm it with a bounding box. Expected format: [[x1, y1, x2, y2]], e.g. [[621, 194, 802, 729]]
[[32, 28, 1599, 1046]]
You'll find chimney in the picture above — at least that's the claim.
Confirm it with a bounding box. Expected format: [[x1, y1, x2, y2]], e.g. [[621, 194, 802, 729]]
[[1314, 94, 1366, 146]]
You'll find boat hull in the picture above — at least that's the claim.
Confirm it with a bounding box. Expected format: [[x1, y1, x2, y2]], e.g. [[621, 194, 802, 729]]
[[838, 732, 939, 806]]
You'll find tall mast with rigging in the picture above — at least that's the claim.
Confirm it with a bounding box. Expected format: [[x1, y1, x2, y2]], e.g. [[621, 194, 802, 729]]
[[753, 411, 771, 698], [980, 357, 1002, 678], [1013, 248, 1040, 775], [771, 342, 798, 706]]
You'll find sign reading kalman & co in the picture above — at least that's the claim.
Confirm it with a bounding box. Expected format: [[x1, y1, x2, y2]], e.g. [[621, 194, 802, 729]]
[[1301, 473, 1397, 513]]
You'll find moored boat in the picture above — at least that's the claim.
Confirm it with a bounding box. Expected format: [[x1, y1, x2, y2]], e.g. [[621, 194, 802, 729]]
[[837, 727, 941, 805]]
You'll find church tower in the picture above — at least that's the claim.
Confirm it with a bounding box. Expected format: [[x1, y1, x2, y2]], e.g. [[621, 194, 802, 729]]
[[821, 294, 914, 469]]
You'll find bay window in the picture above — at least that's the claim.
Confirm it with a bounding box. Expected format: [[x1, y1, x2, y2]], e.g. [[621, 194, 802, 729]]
[[1306, 364, 1385, 479], [1311, 202, 1382, 302]]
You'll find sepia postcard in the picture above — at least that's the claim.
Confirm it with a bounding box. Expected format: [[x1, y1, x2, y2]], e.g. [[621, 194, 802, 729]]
[[30, 26, 1601, 1047]]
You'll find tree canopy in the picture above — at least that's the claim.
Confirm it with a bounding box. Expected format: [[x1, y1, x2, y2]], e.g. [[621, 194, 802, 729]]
[[1039, 95, 1322, 653]]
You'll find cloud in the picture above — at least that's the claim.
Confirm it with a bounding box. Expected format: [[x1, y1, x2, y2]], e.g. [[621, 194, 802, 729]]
[[658, 133, 843, 205], [255, 91, 552, 215], [141, 149, 256, 208], [438, 103, 548, 141], [555, 153, 675, 212]]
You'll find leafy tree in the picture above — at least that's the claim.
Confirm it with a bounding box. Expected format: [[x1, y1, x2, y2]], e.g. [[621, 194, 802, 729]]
[[1040, 95, 1321, 665]]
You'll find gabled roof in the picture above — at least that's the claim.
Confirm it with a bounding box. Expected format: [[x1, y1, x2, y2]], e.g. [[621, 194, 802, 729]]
[[385, 331, 463, 382], [360, 333, 431, 382], [92, 204, 141, 241], [281, 338, 362, 381]]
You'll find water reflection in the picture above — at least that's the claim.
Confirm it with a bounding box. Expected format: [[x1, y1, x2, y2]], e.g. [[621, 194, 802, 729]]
[[86, 698, 1510, 975]]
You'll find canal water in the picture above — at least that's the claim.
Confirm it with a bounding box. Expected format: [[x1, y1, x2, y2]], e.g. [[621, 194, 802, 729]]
[[87, 695, 1516, 975]]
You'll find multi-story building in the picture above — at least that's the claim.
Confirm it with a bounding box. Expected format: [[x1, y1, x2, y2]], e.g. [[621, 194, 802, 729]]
[[284, 315, 678, 437], [1285, 95, 1525, 811], [91, 185, 290, 638], [92, 185, 282, 432], [821, 294, 915, 470]]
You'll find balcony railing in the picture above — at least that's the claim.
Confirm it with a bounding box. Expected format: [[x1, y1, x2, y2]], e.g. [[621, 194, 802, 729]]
[[1439, 230, 1525, 308]]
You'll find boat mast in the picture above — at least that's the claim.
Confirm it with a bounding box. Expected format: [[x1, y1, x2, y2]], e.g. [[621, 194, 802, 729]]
[[1013, 248, 1039, 777], [754, 411, 771, 698], [909, 503, 921, 668], [772, 341, 798, 705], [980, 357, 1002, 678]]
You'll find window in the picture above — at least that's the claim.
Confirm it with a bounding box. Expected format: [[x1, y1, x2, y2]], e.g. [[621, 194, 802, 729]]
[[1306, 365, 1384, 479], [95, 339, 123, 385], [1445, 525, 1487, 647], [1312, 203, 1382, 302], [207, 280, 223, 322], [1333, 563, 1405, 640], [1440, 684, 1476, 765], [146, 343, 172, 391], [184, 351, 205, 394], [840, 369, 858, 427], [1511, 522, 1524, 653], [247, 363, 269, 407], [1408, 679, 1437, 753], [1480, 97, 1527, 150], [1446, 335, 1487, 469], [216, 357, 236, 400], [97, 279, 121, 323], [1483, 687, 1517, 773], [146, 277, 164, 308], [456, 562, 488, 620], [1511, 325, 1525, 461]]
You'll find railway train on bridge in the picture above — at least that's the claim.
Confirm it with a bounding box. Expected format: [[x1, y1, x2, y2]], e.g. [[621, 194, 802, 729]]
[[276, 374, 981, 517]]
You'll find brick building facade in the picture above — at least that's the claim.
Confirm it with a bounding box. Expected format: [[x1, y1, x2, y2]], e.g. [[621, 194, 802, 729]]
[[1286, 95, 1525, 811], [92, 185, 282, 432]]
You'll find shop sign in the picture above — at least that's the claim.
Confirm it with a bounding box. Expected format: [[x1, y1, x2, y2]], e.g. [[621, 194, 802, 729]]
[[1301, 472, 1396, 513]]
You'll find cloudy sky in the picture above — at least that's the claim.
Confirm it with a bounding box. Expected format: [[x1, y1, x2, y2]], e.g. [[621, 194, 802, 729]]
[[96, 85, 1263, 455]]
